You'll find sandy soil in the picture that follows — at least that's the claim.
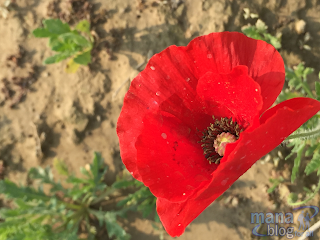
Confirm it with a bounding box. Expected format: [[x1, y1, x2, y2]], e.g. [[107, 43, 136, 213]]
[[1, 0, 320, 239]]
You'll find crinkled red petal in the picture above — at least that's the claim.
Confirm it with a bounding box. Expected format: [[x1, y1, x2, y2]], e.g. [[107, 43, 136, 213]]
[[188, 32, 285, 114], [135, 111, 217, 202], [157, 97, 320, 237], [196, 65, 263, 125]]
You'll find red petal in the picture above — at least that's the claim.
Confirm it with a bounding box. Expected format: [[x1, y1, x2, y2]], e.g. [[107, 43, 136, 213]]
[[136, 112, 217, 202], [196, 65, 263, 125], [157, 97, 320, 237], [117, 32, 284, 180], [188, 32, 285, 114]]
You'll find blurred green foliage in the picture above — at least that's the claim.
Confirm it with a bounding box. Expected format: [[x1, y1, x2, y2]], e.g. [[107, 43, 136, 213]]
[[33, 19, 93, 73], [242, 8, 320, 206], [0, 153, 130, 240]]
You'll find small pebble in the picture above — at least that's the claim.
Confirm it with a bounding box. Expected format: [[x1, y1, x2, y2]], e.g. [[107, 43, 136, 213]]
[[295, 20, 306, 34], [231, 197, 239, 207]]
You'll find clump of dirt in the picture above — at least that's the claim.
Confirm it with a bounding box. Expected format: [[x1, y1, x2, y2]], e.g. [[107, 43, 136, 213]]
[[46, 0, 107, 26], [0, 160, 4, 180], [0, 46, 37, 108]]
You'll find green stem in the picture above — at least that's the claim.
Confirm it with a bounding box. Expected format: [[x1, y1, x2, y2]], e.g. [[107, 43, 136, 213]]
[[286, 127, 320, 140], [288, 178, 320, 206], [301, 81, 315, 99], [89, 188, 116, 205]]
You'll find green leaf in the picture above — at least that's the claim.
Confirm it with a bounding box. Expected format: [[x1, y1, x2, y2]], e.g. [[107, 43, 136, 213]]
[[90, 152, 108, 186], [242, 26, 263, 40], [51, 40, 80, 52], [76, 20, 91, 34], [43, 52, 74, 64], [291, 143, 305, 182], [29, 166, 53, 182], [53, 158, 69, 176], [287, 193, 298, 204], [315, 81, 320, 101], [67, 175, 89, 184], [305, 144, 319, 157], [59, 32, 91, 47], [0, 179, 50, 202], [33, 28, 57, 38], [266, 34, 282, 49], [302, 67, 314, 79], [28, 166, 66, 194], [43, 19, 71, 35], [104, 212, 130, 240], [305, 152, 320, 175], [267, 177, 284, 193], [112, 179, 136, 189], [74, 50, 91, 65]]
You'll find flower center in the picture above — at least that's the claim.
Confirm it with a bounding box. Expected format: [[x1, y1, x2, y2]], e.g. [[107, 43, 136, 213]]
[[200, 117, 243, 164]]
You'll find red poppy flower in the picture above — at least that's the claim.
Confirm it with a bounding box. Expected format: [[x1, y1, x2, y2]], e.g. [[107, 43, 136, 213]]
[[117, 32, 320, 237]]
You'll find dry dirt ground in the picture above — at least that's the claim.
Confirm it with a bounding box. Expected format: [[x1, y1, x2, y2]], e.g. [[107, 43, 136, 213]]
[[0, 0, 320, 239]]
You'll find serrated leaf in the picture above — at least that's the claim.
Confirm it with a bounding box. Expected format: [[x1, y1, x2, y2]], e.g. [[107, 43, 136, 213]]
[[28, 166, 66, 194], [303, 67, 314, 79], [291, 143, 305, 182], [315, 81, 320, 101], [67, 175, 89, 184], [242, 26, 263, 40], [90, 152, 107, 186], [74, 50, 91, 65], [43, 19, 71, 35], [105, 212, 130, 240], [53, 158, 69, 176], [267, 177, 284, 193], [138, 200, 154, 218], [65, 58, 81, 73], [305, 144, 319, 157], [76, 20, 91, 34], [267, 34, 281, 49], [44, 51, 74, 64], [112, 179, 136, 189], [305, 152, 320, 175], [29, 166, 54, 182], [0, 179, 50, 202]]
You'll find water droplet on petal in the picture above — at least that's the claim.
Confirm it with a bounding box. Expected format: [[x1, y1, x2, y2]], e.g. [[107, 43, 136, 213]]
[[207, 54, 212, 58], [183, 193, 186, 196], [150, 66, 155, 70], [186, 78, 190, 82], [255, 88, 258, 92], [161, 133, 167, 139], [156, 91, 161, 96], [178, 224, 181, 226], [221, 178, 229, 186]]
